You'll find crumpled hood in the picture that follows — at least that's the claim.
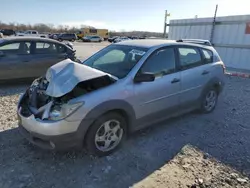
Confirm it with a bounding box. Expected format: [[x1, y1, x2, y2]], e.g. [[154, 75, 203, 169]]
[[45, 59, 108, 97]]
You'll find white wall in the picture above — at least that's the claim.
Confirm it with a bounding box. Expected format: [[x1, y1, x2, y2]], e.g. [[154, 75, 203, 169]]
[[168, 15, 250, 70]]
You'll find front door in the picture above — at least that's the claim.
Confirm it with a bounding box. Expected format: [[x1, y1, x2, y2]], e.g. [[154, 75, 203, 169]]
[[133, 47, 181, 127]]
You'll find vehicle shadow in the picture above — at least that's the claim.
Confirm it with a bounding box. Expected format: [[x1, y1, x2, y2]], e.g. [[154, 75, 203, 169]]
[[1, 99, 250, 188]]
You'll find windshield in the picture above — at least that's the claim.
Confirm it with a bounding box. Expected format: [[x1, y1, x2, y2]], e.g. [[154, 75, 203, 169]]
[[83, 45, 148, 79]]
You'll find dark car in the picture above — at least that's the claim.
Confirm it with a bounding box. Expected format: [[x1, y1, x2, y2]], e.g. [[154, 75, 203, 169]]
[[0, 37, 78, 81], [57, 33, 77, 42], [108, 36, 119, 43], [0, 29, 16, 36]]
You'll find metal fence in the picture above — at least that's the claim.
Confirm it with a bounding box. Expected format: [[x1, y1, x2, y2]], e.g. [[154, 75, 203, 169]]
[[168, 15, 250, 70]]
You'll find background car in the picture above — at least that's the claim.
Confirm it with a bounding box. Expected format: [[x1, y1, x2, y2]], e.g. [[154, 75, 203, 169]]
[[0, 37, 78, 81], [82, 35, 102, 42], [113, 36, 131, 43], [0, 29, 16, 36], [57, 33, 77, 42], [108, 36, 119, 43], [49, 33, 60, 40]]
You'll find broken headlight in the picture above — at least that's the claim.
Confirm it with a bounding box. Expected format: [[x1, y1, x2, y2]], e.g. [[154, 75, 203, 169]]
[[49, 102, 83, 121]]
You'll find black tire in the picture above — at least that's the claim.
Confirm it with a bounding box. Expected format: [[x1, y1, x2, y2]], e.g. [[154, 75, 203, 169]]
[[200, 87, 218, 113], [99, 40, 101, 42], [58, 38, 63, 42], [85, 112, 127, 156], [71, 39, 75, 42]]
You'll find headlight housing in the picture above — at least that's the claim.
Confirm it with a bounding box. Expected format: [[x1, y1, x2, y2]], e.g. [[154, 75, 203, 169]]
[[49, 102, 83, 121]]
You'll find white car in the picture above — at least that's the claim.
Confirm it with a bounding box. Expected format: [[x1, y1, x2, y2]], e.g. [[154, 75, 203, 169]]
[[113, 37, 131, 43], [16, 30, 47, 38], [82, 36, 102, 42]]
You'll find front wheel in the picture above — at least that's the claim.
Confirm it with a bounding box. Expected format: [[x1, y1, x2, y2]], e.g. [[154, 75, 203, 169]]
[[85, 112, 127, 156], [200, 88, 218, 113]]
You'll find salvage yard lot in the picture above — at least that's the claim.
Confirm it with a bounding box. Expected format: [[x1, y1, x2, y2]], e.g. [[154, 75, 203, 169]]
[[0, 75, 250, 188]]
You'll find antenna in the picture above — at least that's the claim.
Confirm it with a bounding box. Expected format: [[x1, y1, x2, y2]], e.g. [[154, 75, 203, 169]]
[[210, 4, 218, 44]]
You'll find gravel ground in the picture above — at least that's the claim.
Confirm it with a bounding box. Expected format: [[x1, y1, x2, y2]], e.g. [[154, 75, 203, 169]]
[[0, 76, 250, 188]]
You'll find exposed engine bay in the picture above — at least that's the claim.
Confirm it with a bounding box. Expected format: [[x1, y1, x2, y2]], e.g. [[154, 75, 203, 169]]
[[19, 75, 115, 120]]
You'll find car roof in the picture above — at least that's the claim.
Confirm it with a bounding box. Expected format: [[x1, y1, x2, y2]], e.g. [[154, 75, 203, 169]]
[[0, 37, 67, 45], [115, 39, 213, 49]]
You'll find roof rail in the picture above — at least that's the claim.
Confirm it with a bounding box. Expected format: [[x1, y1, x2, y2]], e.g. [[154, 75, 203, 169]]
[[176, 39, 212, 46]]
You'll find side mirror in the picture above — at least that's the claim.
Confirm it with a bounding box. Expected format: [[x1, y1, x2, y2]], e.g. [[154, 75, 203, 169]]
[[134, 73, 155, 83], [0, 51, 4, 57]]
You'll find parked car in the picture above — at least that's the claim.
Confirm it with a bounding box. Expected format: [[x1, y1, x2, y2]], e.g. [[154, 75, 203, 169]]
[[48, 33, 60, 40], [17, 39, 225, 156], [16, 30, 47, 38], [57, 33, 77, 42], [113, 36, 131, 43], [0, 37, 78, 81], [82, 35, 102, 42], [108, 36, 119, 43], [0, 29, 16, 36]]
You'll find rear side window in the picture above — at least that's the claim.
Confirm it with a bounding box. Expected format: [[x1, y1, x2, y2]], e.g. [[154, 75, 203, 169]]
[[141, 48, 176, 75], [35, 42, 57, 54], [178, 47, 202, 69], [201, 49, 213, 63]]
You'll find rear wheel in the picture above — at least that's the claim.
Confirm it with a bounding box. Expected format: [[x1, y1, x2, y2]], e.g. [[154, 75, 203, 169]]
[[58, 38, 63, 42], [85, 112, 126, 156], [71, 39, 75, 42], [200, 88, 218, 113]]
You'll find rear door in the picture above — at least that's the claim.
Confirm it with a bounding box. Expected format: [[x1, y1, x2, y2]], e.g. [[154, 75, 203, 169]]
[[177, 46, 212, 108], [31, 41, 68, 77], [0, 41, 33, 80]]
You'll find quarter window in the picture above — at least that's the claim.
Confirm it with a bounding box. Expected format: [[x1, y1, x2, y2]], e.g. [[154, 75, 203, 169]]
[[201, 49, 213, 63], [141, 48, 176, 76], [178, 47, 202, 69]]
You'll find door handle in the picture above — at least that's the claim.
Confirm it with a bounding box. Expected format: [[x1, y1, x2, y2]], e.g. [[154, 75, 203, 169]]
[[202, 70, 209, 75], [171, 78, 180, 84]]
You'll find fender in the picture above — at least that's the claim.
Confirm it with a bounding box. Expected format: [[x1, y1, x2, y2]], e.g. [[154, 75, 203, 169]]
[[77, 100, 136, 140]]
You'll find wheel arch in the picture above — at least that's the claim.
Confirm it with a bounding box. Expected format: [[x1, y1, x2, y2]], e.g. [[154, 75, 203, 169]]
[[79, 100, 136, 145]]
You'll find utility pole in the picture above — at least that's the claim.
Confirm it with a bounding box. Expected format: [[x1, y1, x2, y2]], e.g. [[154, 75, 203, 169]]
[[163, 10, 170, 38], [210, 4, 218, 44]]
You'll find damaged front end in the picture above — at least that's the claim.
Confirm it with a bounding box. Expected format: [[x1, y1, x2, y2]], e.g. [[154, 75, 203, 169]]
[[18, 60, 116, 121]]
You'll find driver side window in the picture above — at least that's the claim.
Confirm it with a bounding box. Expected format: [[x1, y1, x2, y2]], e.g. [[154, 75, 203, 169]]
[[0, 42, 31, 55], [140, 47, 176, 76]]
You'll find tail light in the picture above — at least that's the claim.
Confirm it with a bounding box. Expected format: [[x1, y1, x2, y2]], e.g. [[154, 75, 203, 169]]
[[221, 63, 226, 74]]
